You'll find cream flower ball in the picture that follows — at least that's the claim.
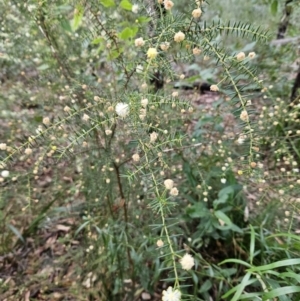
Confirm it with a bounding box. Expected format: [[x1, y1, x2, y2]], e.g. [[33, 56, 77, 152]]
[[115, 103, 130, 118], [236, 52, 246, 61], [174, 31, 185, 43], [180, 253, 195, 270], [147, 48, 158, 59], [1, 170, 10, 178], [164, 179, 174, 190], [162, 287, 181, 301], [192, 8, 202, 18], [135, 37, 145, 47], [210, 84, 219, 92]]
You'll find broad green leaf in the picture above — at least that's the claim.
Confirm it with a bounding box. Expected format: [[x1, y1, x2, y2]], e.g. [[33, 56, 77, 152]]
[[230, 224, 243, 234], [199, 279, 212, 293], [214, 210, 232, 225], [248, 259, 300, 272], [136, 16, 152, 24], [192, 272, 198, 285], [120, 0, 132, 10], [108, 49, 122, 60], [220, 268, 237, 277], [186, 202, 209, 218], [99, 0, 115, 7], [270, 0, 278, 15], [92, 37, 104, 45], [263, 286, 300, 300], [119, 26, 138, 40], [37, 64, 49, 71], [34, 115, 43, 122], [218, 185, 234, 198], [213, 194, 228, 206], [119, 27, 133, 40], [60, 17, 72, 32], [71, 4, 84, 31], [214, 186, 234, 206]]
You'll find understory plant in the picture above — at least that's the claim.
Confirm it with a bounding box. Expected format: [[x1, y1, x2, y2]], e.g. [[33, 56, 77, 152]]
[[1, 0, 300, 300]]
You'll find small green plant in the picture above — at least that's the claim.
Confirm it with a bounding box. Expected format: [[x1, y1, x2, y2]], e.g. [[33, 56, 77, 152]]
[[1, 0, 300, 300]]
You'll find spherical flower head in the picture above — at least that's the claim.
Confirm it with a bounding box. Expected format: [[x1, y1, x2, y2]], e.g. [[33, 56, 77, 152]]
[[164, 0, 174, 10], [147, 48, 158, 59], [115, 103, 130, 118], [141, 98, 148, 107], [240, 110, 249, 122], [164, 179, 174, 190], [150, 132, 158, 143], [25, 148, 33, 155], [162, 287, 181, 301], [135, 37, 145, 47], [192, 47, 201, 55], [64, 106, 71, 113], [221, 178, 226, 184], [192, 8, 202, 18], [236, 52, 246, 61], [174, 31, 185, 43], [160, 42, 170, 51], [1, 170, 9, 178], [132, 4, 139, 13], [82, 113, 90, 121], [105, 129, 112, 135], [132, 153, 140, 162], [156, 239, 164, 247], [43, 117, 50, 125], [172, 91, 179, 97], [170, 187, 179, 196], [248, 52, 256, 59], [180, 253, 195, 270], [210, 84, 219, 92], [0, 143, 7, 150]]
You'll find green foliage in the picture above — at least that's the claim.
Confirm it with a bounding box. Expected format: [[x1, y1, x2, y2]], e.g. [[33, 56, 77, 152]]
[[1, 0, 300, 300]]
